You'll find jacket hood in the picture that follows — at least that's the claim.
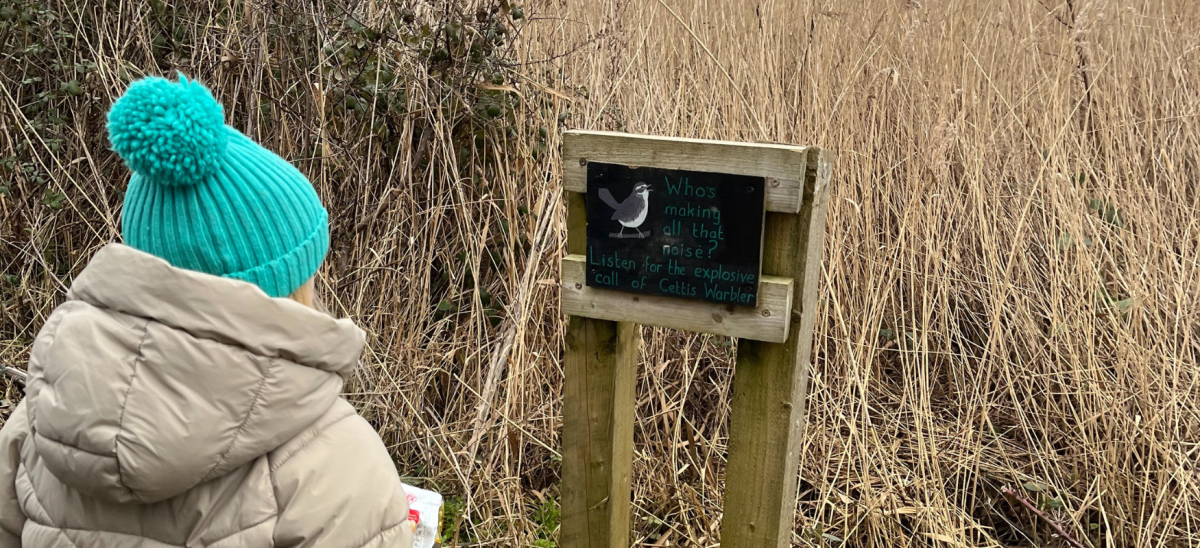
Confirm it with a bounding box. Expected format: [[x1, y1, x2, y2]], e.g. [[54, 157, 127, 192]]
[[24, 243, 365, 504]]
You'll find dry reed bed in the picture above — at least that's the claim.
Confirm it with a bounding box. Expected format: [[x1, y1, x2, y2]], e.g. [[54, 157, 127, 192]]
[[526, 1, 1199, 546], [1, 0, 1198, 546]]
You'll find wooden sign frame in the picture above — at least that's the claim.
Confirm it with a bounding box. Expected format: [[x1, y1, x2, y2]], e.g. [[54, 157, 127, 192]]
[[560, 130, 832, 548]]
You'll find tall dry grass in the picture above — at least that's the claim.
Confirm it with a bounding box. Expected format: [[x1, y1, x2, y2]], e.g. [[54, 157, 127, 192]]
[[0, 0, 1197, 546], [525, 1, 1200, 546]]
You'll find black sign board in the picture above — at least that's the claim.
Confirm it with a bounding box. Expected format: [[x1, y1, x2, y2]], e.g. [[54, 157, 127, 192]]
[[585, 162, 766, 307]]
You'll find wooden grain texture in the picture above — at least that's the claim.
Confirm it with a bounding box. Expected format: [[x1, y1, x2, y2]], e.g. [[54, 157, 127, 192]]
[[567, 190, 588, 255], [561, 189, 639, 548], [720, 148, 832, 548], [560, 254, 794, 343], [562, 130, 809, 213], [561, 318, 639, 548]]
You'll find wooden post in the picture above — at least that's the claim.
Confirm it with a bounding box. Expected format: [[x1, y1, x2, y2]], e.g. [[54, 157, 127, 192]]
[[561, 191, 640, 548], [720, 149, 832, 548]]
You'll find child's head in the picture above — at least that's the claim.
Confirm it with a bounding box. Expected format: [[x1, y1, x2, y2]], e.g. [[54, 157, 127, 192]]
[[106, 74, 328, 300]]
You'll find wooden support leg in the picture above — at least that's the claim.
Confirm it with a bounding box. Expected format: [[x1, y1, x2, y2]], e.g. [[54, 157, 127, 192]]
[[720, 150, 832, 548], [561, 317, 639, 548]]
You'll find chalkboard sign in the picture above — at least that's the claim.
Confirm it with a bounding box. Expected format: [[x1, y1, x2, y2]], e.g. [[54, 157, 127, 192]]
[[585, 162, 765, 307]]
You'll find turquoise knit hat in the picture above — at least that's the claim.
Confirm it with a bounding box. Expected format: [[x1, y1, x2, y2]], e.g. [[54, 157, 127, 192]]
[[107, 75, 328, 298]]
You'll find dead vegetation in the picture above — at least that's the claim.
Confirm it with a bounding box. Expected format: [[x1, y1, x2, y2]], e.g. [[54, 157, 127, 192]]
[[1, 0, 1198, 546]]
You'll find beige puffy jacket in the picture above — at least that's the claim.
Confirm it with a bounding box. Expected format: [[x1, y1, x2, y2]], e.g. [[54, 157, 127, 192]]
[[0, 244, 413, 547]]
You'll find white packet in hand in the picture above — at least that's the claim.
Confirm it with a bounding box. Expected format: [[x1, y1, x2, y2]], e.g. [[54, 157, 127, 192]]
[[401, 483, 444, 548]]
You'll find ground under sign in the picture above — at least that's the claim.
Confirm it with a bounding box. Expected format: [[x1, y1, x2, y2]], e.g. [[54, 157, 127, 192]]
[[584, 162, 765, 306]]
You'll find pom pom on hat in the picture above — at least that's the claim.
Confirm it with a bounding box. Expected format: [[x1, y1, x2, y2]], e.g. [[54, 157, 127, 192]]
[[107, 74, 228, 187]]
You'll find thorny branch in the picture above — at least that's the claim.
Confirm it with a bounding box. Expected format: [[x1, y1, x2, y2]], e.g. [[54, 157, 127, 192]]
[[1001, 487, 1090, 548]]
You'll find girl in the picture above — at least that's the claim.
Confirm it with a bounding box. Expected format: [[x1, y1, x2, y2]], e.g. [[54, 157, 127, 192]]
[[0, 75, 413, 547]]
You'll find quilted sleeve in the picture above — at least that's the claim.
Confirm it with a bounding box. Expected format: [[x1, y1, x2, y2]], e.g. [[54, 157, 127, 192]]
[[0, 401, 29, 546], [270, 400, 413, 548]]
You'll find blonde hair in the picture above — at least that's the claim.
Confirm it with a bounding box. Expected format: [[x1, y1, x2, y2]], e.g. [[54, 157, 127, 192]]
[[288, 278, 327, 313]]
